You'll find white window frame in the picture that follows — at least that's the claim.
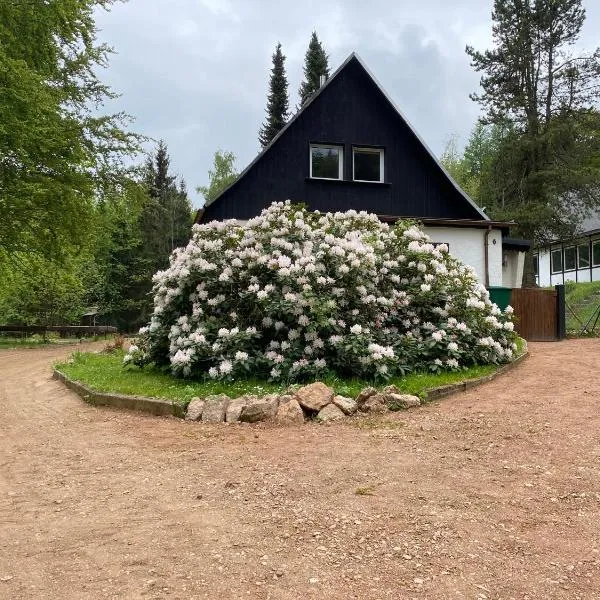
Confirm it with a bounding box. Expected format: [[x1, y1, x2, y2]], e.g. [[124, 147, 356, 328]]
[[593, 239, 600, 267], [352, 147, 385, 183], [309, 144, 344, 180]]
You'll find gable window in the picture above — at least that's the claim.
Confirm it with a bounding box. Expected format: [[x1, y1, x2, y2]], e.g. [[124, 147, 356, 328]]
[[578, 243, 590, 269], [564, 246, 576, 271], [551, 249, 563, 274], [353, 147, 384, 182], [310, 144, 343, 180], [593, 240, 600, 267]]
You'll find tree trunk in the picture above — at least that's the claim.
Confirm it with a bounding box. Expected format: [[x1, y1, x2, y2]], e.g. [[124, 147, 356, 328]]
[[521, 248, 537, 287]]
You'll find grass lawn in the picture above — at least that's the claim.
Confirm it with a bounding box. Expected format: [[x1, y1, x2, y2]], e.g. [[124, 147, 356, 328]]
[[55, 346, 524, 407]]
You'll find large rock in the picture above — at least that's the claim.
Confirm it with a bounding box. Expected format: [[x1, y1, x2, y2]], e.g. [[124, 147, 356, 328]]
[[185, 398, 205, 421], [275, 398, 305, 425], [294, 382, 334, 412], [317, 403, 346, 422], [360, 393, 388, 414], [382, 385, 400, 395], [277, 394, 295, 406], [202, 394, 230, 422], [240, 395, 279, 423], [387, 393, 421, 410], [225, 397, 247, 422], [332, 395, 358, 415], [355, 387, 377, 410]]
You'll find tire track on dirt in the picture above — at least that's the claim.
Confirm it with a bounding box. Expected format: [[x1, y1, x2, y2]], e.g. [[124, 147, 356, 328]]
[[1, 340, 600, 599]]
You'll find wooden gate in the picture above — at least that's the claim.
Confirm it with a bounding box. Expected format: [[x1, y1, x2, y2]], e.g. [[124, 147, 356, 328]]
[[510, 286, 565, 341]]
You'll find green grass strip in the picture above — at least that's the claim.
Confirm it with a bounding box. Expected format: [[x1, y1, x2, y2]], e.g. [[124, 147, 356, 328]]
[[55, 349, 515, 407]]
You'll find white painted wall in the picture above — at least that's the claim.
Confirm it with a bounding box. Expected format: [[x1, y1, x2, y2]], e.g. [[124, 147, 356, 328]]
[[502, 250, 526, 288], [424, 226, 504, 287]]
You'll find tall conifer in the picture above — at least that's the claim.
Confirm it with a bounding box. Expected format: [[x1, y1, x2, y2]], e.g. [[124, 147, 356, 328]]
[[259, 43, 290, 148], [298, 32, 330, 105]]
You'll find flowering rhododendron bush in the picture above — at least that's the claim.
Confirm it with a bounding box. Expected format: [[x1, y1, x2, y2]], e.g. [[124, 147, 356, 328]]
[[125, 201, 517, 382]]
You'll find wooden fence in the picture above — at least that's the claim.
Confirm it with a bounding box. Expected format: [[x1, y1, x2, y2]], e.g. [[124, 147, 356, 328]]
[[510, 285, 566, 341], [0, 325, 117, 336]]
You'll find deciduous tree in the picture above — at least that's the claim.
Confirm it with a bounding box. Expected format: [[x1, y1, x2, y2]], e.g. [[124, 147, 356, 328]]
[[0, 0, 139, 259], [197, 150, 239, 205]]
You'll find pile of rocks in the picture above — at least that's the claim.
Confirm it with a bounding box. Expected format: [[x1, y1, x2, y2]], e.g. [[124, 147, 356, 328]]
[[184, 382, 420, 424]]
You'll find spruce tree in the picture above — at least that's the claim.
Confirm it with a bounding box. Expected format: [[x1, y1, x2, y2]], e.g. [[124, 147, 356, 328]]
[[298, 32, 330, 106], [141, 141, 192, 270], [259, 43, 290, 148], [466, 0, 600, 284]]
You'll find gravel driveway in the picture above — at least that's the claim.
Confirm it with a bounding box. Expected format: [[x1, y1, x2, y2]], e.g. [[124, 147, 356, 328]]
[[1, 339, 599, 599]]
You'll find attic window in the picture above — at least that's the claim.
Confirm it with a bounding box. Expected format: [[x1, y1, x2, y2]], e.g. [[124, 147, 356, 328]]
[[310, 144, 343, 180], [353, 147, 384, 182]]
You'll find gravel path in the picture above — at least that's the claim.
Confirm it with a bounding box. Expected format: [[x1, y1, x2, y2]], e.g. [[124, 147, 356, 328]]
[[1, 340, 599, 599]]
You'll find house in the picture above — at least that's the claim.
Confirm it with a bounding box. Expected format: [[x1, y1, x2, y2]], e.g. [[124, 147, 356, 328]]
[[197, 53, 528, 289], [534, 211, 600, 287]]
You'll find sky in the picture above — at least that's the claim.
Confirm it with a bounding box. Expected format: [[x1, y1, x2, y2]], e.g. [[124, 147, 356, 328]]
[[95, 0, 600, 208]]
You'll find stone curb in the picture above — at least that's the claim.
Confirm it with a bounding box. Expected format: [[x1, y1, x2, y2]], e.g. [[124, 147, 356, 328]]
[[425, 346, 529, 402], [53, 345, 528, 421], [52, 369, 186, 418]]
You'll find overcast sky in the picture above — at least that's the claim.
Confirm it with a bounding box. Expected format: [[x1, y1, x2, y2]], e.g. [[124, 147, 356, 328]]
[[95, 0, 600, 207]]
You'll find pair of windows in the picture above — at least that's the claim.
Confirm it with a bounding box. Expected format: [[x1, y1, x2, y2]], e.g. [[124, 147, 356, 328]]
[[309, 144, 384, 183], [551, 241, 600, 274]]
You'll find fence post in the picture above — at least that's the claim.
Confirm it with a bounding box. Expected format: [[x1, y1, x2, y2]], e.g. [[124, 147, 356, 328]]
[[555, 284, 566, 340]]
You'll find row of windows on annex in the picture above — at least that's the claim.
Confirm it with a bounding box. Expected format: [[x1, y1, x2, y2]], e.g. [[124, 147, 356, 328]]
[[309, 144, 385, 183], [537, 240, 600, 276]]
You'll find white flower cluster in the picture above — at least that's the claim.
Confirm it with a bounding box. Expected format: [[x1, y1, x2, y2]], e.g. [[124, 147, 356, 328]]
[[125, 201, 517, 381]]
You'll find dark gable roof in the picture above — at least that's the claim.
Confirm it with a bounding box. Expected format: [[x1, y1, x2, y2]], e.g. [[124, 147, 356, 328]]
[[198, 52, 489, 222]]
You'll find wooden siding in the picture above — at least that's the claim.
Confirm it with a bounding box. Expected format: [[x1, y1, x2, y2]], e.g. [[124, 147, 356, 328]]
[[202, 57, 483, 222]]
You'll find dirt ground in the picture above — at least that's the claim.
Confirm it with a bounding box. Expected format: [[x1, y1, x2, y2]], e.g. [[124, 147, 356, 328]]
[[1, 340, 599, 600]]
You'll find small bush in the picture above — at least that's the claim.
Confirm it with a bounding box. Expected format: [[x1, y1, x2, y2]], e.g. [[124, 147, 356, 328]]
[[102, 335, 125, 353], [126, 202, 516, 382]]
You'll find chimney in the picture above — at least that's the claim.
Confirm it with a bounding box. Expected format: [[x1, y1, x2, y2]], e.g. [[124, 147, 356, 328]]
[[319, 74, 327, 87]]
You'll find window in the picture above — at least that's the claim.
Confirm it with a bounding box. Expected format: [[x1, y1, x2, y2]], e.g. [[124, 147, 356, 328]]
[[533, 253, 539, 276], [564, 246, 576, 271], [578, 243, 590, 269], [551, 249, 563, 274], [310, 144, 343, 180], [353, 147, 384, 182], [594, 240, 600, 267], [432, 242, 450, 251]]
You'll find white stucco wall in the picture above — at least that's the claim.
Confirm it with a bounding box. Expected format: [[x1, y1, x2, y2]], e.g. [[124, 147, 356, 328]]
[[502, 250, 526, 288], [423, 226, 503, 287]]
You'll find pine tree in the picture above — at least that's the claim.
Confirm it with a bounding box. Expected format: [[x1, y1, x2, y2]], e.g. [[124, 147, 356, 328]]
[[298, 32, 330, 106], [141, 141, 192, 271], [259, 43, 290, 148], [466, 0, 600, 284], [151, 140, 176, 202]]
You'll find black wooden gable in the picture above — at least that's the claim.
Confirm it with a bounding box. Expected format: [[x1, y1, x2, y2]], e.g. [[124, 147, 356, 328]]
[[200, 53, 488, 223]]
